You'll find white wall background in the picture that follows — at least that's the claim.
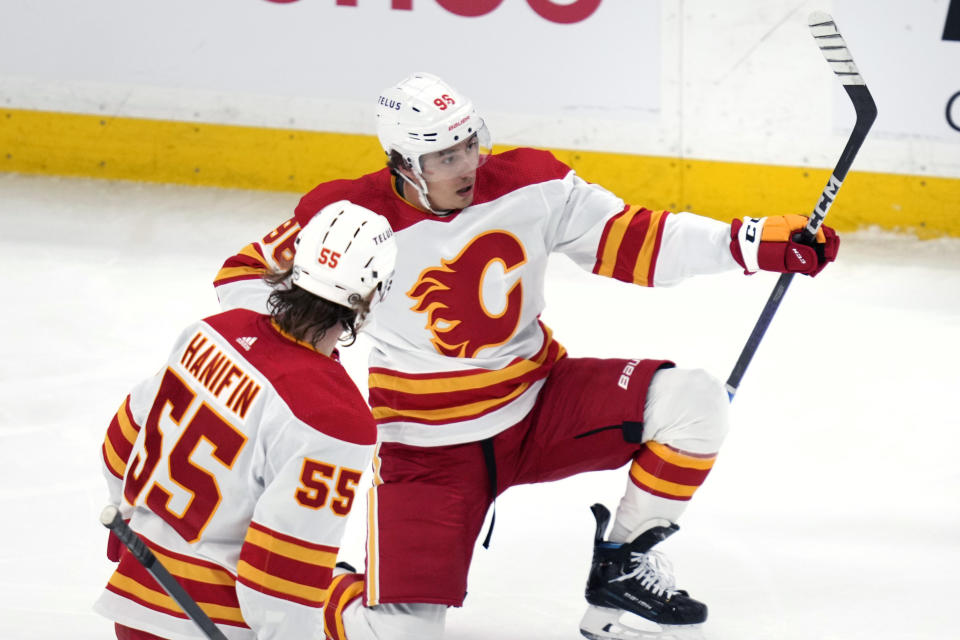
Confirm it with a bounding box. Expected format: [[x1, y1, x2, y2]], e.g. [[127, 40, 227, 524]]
[[1, 0, 958, 177]]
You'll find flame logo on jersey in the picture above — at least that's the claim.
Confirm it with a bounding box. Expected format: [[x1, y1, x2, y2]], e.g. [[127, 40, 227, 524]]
[[408, 231, 527, 358]]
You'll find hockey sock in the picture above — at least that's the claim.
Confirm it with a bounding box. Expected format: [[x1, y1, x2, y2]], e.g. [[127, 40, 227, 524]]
[[324, 573, 365, 640], [610, 442, 717, 542]]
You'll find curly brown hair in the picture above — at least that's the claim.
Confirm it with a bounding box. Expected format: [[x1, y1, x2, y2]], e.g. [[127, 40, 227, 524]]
[[263, 269, 365, 348]]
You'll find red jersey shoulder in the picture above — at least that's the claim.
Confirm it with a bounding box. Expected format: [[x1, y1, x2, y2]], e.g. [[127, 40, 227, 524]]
[[201, 310, 376, 446], [295, 168, 451, 233], [473, 147, 572, 205], [295, 171, 381, 225]]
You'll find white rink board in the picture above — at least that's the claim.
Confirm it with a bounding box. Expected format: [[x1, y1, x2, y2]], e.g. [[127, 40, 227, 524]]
[[0, 1, 660, 137], [832, 0, 960, 141], [0, 0, 958, 176]]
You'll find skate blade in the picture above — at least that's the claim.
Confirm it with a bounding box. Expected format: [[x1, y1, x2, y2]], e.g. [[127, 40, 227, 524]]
[[579, 605, 706, 640]]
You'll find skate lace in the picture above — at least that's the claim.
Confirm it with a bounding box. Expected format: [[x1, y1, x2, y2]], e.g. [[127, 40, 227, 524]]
[[611, 550, 679, 598]]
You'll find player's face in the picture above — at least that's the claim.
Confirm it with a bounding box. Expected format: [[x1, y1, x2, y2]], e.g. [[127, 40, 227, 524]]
[[418, 135, 480, 210]]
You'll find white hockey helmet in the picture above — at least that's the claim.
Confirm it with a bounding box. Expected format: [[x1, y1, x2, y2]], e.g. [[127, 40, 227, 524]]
[[292, 200, 397, 321], [375, 72, 491, 210]]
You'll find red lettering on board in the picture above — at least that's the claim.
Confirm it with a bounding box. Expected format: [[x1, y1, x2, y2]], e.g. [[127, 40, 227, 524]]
[[435, 0, 503, 18], [527, 0, 601, 24], [262, 0, 601, 24]]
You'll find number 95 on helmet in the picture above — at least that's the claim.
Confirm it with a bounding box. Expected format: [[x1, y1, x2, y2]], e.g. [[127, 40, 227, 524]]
[[375, 71, 492, 183], [292, 200, 398, 324]]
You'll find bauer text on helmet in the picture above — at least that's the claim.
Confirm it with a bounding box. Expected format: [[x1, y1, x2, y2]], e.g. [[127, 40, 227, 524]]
[[292, 201, 398, 313]]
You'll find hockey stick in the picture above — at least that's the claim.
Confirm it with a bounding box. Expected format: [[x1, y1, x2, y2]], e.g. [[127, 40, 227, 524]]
[[99, 505, 229, 640], [725, 11, 878, 400]]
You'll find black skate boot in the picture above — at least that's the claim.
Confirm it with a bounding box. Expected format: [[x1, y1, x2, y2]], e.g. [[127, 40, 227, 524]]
[[580, 504, 707, 640]]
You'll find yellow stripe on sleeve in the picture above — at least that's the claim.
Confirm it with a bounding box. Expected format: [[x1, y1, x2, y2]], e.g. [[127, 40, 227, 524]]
[[243, 527, 337, 568], [115, 399, 139, 444], [102, 436, 127, 477], [215, 265, 268, 281], [238, 243, 268, 264], [236, 560, 328, 604], [631, 210, 666, 287], [596, 206, 641, 278], [326, 575, 365, 640]]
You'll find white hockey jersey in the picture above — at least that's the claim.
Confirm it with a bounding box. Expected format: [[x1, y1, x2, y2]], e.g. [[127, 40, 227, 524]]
[[95, 308, 377, 640], [215, 148, 738, 447]]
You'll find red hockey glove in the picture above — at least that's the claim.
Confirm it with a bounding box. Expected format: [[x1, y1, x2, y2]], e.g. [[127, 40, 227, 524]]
[[106, 527, 124, 562], [730, 215, 839, 277]]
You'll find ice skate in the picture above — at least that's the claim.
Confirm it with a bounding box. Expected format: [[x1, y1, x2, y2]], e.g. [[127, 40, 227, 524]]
[[580, 504, 707, 640]]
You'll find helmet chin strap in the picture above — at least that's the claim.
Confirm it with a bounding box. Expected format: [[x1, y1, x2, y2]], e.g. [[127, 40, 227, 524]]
[[397, 168, 455, 216]]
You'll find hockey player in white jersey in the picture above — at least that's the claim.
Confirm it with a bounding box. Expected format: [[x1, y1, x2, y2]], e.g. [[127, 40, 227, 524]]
[[214, 72, 840, 640], [95, 201, 397, 640]]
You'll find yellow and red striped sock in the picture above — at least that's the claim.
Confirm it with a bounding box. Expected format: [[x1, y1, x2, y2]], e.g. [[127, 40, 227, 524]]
[[323, 573, 365, 640], [629, 441, 717, 501]]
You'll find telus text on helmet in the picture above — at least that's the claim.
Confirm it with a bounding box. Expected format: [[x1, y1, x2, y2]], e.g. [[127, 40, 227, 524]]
[[378, 96, 402, 111], [373, 229, 395, 246], [262, 0, 603, 25]]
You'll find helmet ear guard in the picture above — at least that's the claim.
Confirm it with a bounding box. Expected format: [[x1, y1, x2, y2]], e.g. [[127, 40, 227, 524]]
[[292, 200, 398, 325]]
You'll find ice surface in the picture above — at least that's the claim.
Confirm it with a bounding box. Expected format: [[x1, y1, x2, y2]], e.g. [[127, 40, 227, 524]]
[[1, 173, 957, 639]]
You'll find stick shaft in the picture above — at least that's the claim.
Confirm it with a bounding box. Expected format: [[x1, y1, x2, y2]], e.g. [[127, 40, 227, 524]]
[[725, 271, 795, 399], [100, 506, 229, 640], [725, 13, 877, 399]]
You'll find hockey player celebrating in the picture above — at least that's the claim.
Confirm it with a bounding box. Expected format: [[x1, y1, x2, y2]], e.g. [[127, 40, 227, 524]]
[[95, 201, 397, 639], [214, 72, 839, 640]]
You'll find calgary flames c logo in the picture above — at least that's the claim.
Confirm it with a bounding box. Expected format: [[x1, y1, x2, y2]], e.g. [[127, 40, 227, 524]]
[[408, 231, 527, 358]]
